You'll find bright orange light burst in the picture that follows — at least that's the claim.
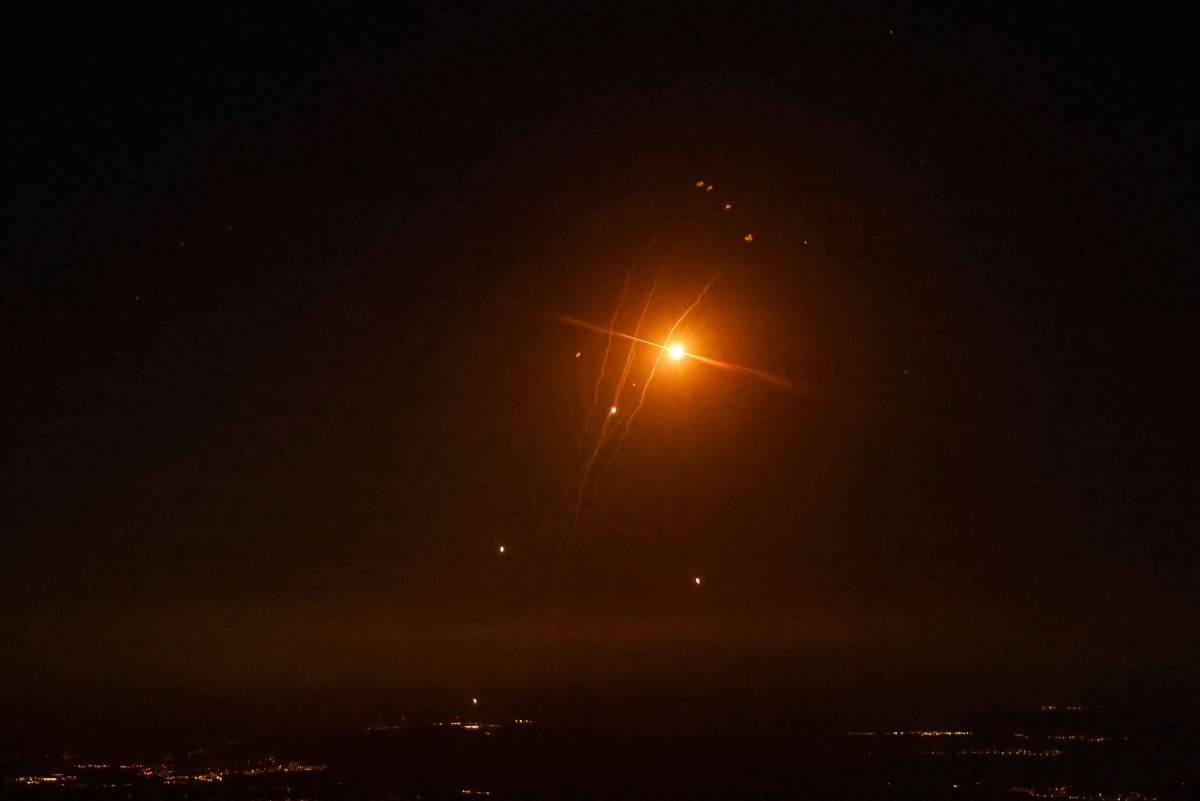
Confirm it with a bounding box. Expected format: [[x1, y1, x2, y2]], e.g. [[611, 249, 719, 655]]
[[668, 344, 684, 360]]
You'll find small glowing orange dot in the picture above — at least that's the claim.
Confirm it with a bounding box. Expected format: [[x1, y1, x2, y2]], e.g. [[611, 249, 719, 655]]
[[694, 577, 701, 585], [706, 184, 714, 192], [610, 406, 617, 414], [498, 546, 505, 554], [472, 698, 478, 704], [724, 203, 732, 210], [695, 180, 705, 187], [744, 233, 753, 242], [668, 344, 684, 359], [575, 351, 581, 358]]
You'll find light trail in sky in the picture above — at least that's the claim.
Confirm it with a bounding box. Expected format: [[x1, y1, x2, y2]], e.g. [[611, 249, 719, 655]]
[[589, 273, 721, 489], [552, 312, 668, 350]]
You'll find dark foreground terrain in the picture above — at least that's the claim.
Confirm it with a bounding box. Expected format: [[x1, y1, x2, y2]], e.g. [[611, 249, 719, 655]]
[[3, 706, 1198, 800]]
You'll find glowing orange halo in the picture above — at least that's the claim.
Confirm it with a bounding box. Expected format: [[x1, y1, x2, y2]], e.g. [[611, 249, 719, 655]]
[[550, 311, 794, 392]]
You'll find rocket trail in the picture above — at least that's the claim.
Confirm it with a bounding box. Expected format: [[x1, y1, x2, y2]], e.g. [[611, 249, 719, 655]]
[[588, 273, 722, 492], [684, 352, 796, 392], [552, 313, 668, 352], [565, 280, 658, 550]]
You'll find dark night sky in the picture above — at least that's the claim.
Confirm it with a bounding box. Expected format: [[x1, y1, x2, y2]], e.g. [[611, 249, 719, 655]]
[[2, 5, 1197, 742]]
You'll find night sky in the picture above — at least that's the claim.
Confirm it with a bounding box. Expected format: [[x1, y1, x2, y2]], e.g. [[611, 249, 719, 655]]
[[3, 5, 1197, 744]]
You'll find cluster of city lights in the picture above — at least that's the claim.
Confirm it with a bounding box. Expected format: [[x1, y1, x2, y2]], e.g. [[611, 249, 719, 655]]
[[923, 748, 1064, 758], [849, 730, 972, 737], [5, 757, 326, 789], [1011, 787, 1158, 801], [1014, 732, 1115, 743]]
